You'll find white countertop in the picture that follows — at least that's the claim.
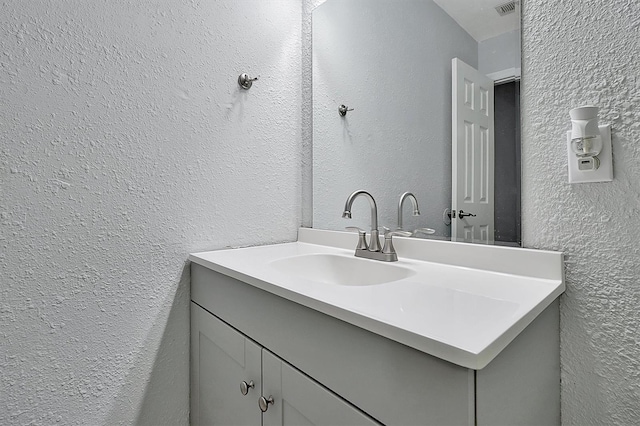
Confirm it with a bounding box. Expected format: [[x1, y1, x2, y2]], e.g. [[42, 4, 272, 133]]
[[189, 228, 565, 369]]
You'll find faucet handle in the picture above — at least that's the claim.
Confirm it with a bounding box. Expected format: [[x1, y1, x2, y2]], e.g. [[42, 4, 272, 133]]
[[381, 228, 411, 256], [412, 227, 436, 236], [345, 227, 369, 250], [346, 226, 366, 234], [381, 226, 412, 238], [384, 230, 412, 239]]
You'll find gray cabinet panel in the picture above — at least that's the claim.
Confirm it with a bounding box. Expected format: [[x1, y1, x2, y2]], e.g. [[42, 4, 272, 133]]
[[191, 303, 262, 426], [476, 300, 560, 426], [262, 349, 380, 426]]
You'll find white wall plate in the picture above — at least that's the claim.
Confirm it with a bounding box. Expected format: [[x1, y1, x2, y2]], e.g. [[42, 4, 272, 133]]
[[566, 124, 613, 184]]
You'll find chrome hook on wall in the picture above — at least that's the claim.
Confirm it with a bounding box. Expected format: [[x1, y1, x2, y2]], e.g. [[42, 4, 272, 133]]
[[338, 104, 354, 117], [238, 73, 259, 90]]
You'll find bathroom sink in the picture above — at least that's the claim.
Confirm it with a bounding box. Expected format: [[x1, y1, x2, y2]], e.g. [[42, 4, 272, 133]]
[[270, 253, 415, 286], [190, 228, 565, 368]]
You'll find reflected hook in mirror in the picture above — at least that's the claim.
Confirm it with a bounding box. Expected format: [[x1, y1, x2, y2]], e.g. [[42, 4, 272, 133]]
[[338, 104, 354, 117]]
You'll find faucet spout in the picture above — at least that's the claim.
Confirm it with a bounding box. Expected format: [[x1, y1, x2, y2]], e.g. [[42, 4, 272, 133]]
[[397, 192, 420, 230], [343, 190, 381, 252]]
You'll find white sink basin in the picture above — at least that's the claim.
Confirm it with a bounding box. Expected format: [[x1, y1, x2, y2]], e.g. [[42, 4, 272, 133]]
[[270, 253, 416, 286], [189, 228, 565, 369]]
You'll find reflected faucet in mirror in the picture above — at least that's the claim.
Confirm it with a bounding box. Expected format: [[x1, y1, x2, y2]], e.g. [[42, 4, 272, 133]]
[[397, 192, 420, 231], [397, 192, 436, 237], [413, 227, 436, 237]]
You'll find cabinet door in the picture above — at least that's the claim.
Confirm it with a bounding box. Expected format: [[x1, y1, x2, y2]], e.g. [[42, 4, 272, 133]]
[[191, 302, 262, 426], [261, 349, 381, 426]]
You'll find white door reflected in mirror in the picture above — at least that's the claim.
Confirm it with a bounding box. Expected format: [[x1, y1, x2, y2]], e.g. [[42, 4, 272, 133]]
[[451, 57, 495, 244]]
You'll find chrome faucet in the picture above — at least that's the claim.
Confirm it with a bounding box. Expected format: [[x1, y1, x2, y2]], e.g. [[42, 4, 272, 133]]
[[342, 190, 381, 252], [343, 190, 410, 261], [397, 192, 420, 230], [397, 192, 436, 237]]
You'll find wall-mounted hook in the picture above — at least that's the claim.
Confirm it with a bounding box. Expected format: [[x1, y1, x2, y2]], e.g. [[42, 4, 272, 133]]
[[338, 104, 354, 117], [238, 73, 259, 90]]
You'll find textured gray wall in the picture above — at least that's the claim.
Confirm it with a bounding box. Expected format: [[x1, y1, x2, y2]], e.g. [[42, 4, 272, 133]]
[[478, 30, 521, 76], [522, 0, 640, 423], [302, 0, 324, 228], [0, 0, 301, 424]]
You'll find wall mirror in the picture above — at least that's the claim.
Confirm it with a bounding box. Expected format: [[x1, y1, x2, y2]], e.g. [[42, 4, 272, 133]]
[[312, 0, 521, 245]]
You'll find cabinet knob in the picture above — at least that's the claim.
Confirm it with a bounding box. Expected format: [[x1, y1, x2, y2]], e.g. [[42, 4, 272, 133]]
[[258, 395, 275, 412], [240, 380, 255, 396]]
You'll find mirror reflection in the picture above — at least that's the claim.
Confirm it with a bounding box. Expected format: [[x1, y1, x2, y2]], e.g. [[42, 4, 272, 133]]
[[312, 0, 521, 245]]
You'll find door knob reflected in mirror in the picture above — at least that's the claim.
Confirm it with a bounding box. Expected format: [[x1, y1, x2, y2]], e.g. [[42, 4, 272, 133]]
[[458, 210, 477, 219]]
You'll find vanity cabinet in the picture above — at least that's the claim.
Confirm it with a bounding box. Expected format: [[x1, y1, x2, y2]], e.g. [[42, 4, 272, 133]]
[[191, 302, 379, 426], [191, 263, 560, 426], [191, 302, 262, 425]]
